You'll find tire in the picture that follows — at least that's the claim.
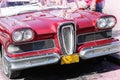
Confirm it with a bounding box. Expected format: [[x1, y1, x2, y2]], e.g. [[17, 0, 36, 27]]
[[1, 46, 21, 79]]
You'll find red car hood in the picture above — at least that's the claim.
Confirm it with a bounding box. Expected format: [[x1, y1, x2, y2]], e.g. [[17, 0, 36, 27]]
[[0, 9, 103, 35]]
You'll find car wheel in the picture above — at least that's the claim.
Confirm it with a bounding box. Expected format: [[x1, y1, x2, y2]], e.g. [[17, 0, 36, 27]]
[[1, 46, 21, 79]]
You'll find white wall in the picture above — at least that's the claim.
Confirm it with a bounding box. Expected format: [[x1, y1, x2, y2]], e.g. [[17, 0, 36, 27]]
[[103, 0, 120, 31]]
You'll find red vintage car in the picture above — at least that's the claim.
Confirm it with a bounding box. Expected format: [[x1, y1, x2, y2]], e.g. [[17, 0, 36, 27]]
[[0, 0, 120, 79]]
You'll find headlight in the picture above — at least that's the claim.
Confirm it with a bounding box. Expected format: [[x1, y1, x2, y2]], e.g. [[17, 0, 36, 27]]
[[97, 18, 107, 29], [12, 29, 34, 42], [107, 17, 116, 27], [12, 31, 23, 42], [8, 45, 20, 53], [23, 29, 34, 40], [97, 16, 116, 29]]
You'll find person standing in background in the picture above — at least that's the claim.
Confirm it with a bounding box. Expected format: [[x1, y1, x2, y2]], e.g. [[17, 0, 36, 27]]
[[0, 0, 7, 7], [85, 0, 105, 12], [0, 0, 1, 15], [0, 0, 7, 15], [39, 0, 46, 5], [0, 0, 2, 7]]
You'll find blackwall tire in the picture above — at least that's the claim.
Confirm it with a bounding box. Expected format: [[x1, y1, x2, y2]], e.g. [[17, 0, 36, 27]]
[[1, 46, 21, 79]]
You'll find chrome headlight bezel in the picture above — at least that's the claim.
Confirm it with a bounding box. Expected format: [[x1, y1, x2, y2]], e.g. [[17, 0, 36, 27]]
[[12, 29, 34, 42], [97, 16, 116, 29]]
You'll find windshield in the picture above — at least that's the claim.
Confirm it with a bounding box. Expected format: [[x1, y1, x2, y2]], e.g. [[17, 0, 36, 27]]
[[41, 0, 67, 8], [0, 0, 87, 17], [0, 0, 43, 17]]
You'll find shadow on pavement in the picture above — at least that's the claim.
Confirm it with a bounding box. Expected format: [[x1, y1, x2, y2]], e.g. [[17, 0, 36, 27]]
[[16, 58, 120, 80]]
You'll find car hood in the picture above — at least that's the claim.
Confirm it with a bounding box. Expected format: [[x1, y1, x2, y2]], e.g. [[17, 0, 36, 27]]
[[0, 9, 103, 35]]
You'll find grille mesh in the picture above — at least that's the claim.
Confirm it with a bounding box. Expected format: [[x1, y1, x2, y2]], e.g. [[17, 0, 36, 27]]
[[62, 26, 73, 53], [77, 30, 112, 44], [59, 23, 76, 55], [10, 39, 55, 53]]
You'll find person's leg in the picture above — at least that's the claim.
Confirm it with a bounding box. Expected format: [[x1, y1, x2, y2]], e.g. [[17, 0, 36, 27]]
[[95, 3, 102, 12], [95, 0, 105, 13], [7, 2, 15, 7]]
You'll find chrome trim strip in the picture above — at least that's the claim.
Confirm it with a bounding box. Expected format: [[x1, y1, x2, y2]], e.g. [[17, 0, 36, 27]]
[[4, 53, 60, 70], [79, 41, 120, 59]]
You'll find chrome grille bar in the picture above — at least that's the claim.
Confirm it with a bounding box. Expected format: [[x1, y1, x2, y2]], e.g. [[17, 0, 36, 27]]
[[58, 22, 76, 55]]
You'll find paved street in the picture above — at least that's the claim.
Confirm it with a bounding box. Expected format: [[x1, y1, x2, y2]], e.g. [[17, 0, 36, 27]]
[[0, 0, 120, 80]]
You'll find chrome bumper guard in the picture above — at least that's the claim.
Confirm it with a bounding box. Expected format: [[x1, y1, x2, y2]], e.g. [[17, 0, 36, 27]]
[[4, 53, 60, 70], [80, 41, 120, 59]]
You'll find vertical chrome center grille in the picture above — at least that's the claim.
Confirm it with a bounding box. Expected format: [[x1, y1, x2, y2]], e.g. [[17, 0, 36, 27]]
[[58, 22, 76, 55]]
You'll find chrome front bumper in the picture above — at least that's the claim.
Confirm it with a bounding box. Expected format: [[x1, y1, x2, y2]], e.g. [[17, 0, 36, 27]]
[[79, 41, 120, 59], [4, 53, 60, 70]]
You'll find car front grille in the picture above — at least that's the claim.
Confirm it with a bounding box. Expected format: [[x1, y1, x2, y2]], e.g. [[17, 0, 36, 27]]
[[8, 39, 55, 53], [77, 30, 112, 45], [58, 22, 76, 55]]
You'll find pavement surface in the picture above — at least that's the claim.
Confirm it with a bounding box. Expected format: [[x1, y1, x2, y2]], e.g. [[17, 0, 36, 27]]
[[0, 0, 120, 80], [0, 59, 119, 80], [104, 0, 120, 62]]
